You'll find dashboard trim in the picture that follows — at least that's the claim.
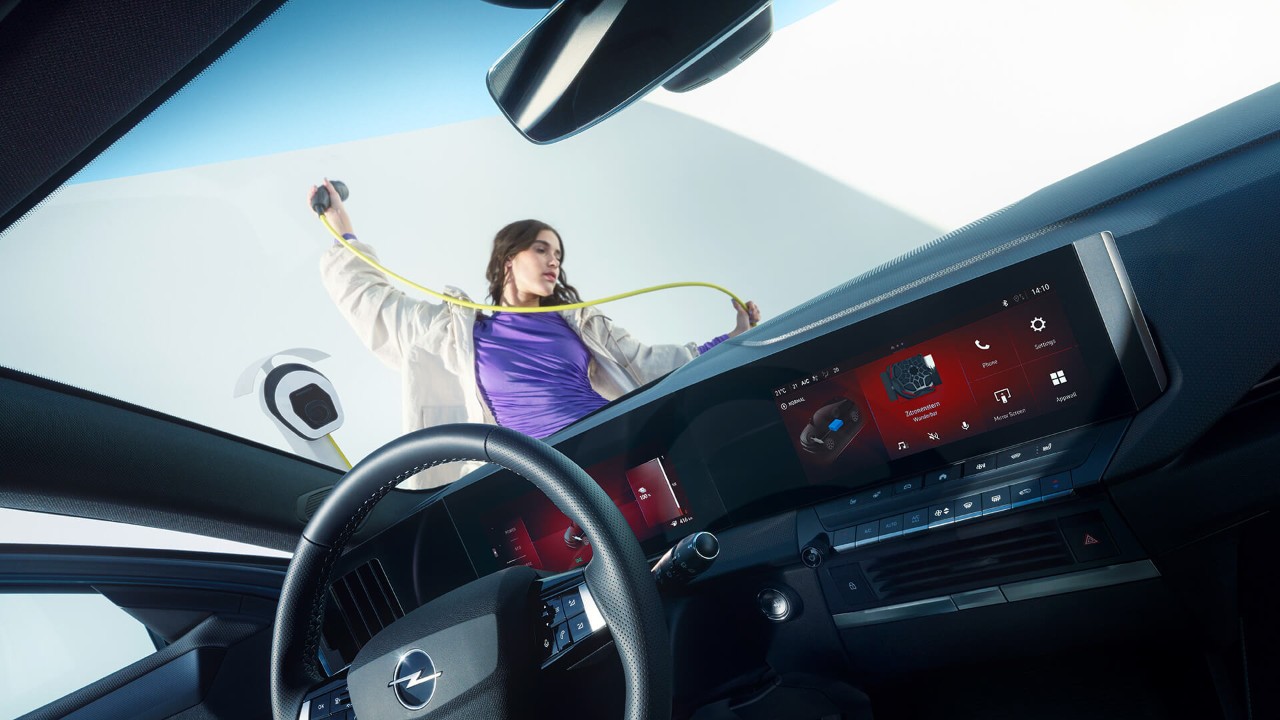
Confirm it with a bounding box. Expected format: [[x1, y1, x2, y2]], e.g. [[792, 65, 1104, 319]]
[[1073, 231, 1168, 408]]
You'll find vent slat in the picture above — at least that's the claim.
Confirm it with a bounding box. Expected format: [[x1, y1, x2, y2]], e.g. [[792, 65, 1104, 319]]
[[879, 535, 1065, 580], [332, 577, 374, 645], [865, 521, 1074, 600], [321, 559, 406, 667]]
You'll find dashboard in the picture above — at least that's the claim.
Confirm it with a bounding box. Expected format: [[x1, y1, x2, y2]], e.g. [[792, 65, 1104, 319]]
[[448, 231, 1163, 565], [315, 230, 1169, 673]]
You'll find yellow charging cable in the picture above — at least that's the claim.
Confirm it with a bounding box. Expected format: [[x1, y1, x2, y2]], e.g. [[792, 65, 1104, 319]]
[[325, 433, 352, 470], [320, 215, 749, 314]]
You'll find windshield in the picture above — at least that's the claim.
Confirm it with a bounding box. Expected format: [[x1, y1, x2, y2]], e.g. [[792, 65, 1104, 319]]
[[1, 0, 1275, 476]]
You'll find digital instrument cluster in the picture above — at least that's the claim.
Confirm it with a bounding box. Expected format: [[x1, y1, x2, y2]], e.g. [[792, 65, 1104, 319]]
[[479, 454, 694, 572]]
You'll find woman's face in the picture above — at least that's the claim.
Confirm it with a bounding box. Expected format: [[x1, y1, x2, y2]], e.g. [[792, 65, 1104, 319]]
[[506, 229, 562, 301]]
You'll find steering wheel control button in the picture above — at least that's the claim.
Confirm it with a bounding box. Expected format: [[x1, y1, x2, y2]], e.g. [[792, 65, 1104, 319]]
[[567, 614, 592, 642], [310, 694, 331, 718], [389, 649, 441, 711], [877, 515, 904, 540], [963, 455, 997, 476], [757, 588, 792, 621], [554, 623, 572, 652], [540, 597, 564, 628], [801, 544, 824, 567], [560, 588, 586, 618], [954, 494, 983, 521], [1010, 478, 1042, 507], [538, 625, 557, 660], [981, 487, 1012, 515], [330, 688, 351, 715], [827, 564, 875, 607], [1040, 473, 1073, 500], [903, 508, 929, 533]]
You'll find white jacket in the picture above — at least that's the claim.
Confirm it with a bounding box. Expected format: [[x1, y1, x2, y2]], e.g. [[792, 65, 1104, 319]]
[[320, 240, 702, 488]]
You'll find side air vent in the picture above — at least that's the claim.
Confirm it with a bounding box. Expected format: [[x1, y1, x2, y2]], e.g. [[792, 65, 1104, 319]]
[[864, 521, 1074, 600], [322, 559, 405, 663], [296, 487, 332, 522]]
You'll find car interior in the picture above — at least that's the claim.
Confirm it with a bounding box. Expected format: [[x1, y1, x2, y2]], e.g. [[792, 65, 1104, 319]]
[[2, 1, 1278, 719]]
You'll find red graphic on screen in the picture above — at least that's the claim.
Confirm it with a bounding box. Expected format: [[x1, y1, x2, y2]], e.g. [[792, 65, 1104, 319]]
[[775, 287, 1097, 481], [776, 380, 888, 478], [855, 345, 981, 459], [483, 455, 691, 572], [626, 458, 685, 527]]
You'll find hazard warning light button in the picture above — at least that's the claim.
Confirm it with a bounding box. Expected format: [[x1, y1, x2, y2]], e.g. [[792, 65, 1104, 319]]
[[1060, 512, 1119, 563]]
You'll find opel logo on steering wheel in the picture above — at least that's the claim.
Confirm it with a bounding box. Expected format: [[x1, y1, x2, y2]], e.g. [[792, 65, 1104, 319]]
[[388, 649, 443, 710]]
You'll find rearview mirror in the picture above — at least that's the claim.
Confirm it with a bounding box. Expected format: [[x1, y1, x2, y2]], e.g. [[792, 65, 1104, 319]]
[[487, 0, 771, 144]]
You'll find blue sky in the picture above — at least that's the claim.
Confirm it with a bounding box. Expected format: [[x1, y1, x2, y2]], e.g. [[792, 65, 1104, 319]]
[[76, 0, 835, 183]]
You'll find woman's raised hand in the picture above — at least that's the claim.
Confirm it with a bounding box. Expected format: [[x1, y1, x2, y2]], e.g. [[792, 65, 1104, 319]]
[[309, 179, 356, 238], [728, 299, 761, 338]]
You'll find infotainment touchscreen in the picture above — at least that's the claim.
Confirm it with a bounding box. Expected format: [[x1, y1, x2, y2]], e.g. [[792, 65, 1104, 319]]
[[770, 241, 1138, 487]]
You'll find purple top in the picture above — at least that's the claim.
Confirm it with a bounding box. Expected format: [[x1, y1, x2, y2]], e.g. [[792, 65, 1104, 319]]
[[474, 312, 608, 438], [474, 312, 729, 438]]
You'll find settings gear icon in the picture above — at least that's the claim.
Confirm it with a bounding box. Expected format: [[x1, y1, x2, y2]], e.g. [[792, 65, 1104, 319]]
[[1030, 317, 1047, 332]]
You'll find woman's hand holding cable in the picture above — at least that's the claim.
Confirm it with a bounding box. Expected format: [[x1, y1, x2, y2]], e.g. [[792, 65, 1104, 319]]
[[728, 299, 761, 338], [310, 179, 355, 237]]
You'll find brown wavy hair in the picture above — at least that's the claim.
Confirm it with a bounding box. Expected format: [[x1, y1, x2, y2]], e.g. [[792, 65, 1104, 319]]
[[485, 219, 584, 307]]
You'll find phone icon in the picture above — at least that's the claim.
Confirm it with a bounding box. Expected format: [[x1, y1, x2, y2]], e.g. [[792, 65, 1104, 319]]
[[974, 339, 991, 350]]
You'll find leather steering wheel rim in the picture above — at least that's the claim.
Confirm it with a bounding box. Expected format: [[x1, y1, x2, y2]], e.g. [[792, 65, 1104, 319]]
[[269, 423, 672, 720]]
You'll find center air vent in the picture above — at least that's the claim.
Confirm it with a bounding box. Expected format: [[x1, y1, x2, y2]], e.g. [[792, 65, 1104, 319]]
[[864, 521, 1073, 600], [322, 559, 406, 663]]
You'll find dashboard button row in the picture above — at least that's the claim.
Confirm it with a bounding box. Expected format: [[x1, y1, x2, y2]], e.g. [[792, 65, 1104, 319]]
[[816, 431, 1076, 531], [831, 472, 1074, 552]]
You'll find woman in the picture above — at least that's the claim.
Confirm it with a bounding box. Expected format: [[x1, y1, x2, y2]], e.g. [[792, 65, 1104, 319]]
[[312, 181, 761, 488]]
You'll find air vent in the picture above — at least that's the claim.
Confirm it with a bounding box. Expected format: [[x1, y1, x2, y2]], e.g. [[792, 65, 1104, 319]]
[[297, 487, 332, 522], [322, 559, 405, 663], [864, 521, 1074, 600]]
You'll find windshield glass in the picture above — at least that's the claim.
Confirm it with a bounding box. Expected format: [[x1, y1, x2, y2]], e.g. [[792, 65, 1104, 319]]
[[1, 0, 1275, 477]]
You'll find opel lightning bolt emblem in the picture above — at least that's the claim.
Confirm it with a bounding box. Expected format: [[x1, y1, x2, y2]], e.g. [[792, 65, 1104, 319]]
[[389, 649, 442, 710]]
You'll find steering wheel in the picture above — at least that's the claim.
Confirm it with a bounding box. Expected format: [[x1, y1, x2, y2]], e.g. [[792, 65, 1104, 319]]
[[270, 424, 672, 719]]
